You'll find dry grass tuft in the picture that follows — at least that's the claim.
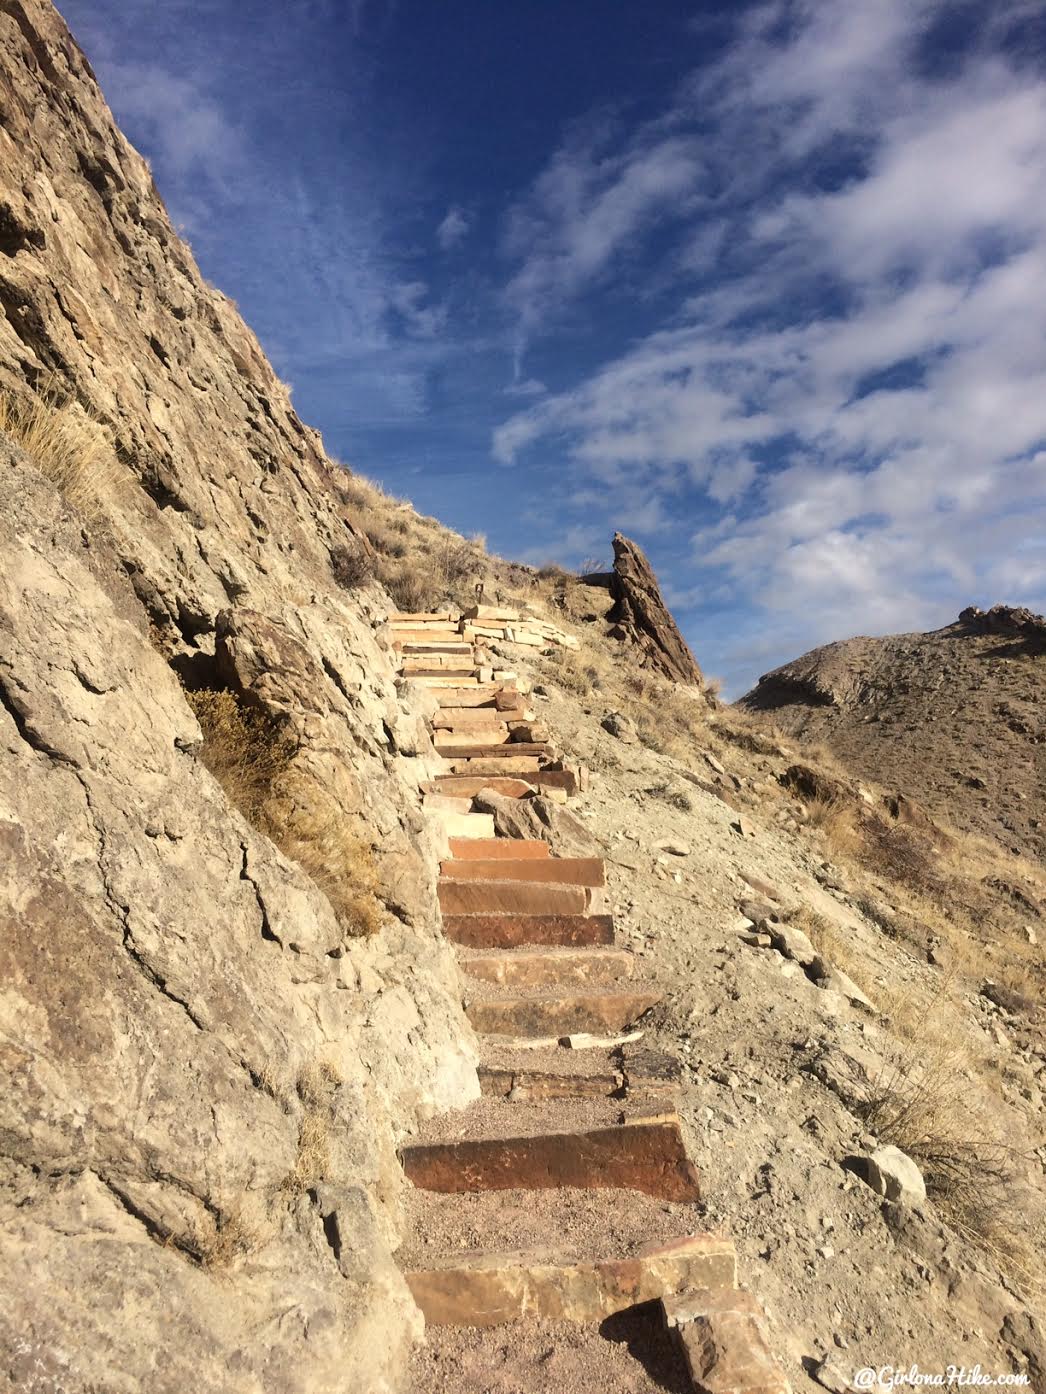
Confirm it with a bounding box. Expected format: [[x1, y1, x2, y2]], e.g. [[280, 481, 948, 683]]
[[190, 1201, 268, 1270], [186, 688, 383, 937], [0, 386, 121, 520], [861, 1040, 1039, 1294], [185, 689, 295, 822], [330, 543, 375, 590]]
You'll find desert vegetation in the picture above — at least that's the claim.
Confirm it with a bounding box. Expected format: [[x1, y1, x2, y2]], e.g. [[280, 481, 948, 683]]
[[0, 385, 121, 519], [185, 687, 382, 937]]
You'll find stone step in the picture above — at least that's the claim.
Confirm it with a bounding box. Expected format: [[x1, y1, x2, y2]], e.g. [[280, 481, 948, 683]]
[[444, 756, 546, 776], [401, 657, 478, 675], [438, 879, 594, 916], [662, 1288, 791, 1394], [460, 946, 634, 988], [466, 990, 660, 1038], [441, 913, 615, 948], [406, 674, 482, 688], [389, 611, 459, 623], [477, 1042, 680, 1103], [431, 812, 496, 840], [432, 686, 518, 709], [462, 604, 521, 622], [440, 857, 605, 887], [447, 837, 550, 860], [478, 1060, 624, 1102], [405, 1233, 735, 1328], [393, 640, 474, 654], [423, 793, 474, 816], [433, 727, 511, 750], [431, 707, 528, 729], [387, 627, 463, 641], [401, 1115, 701, 1202], [427, 776, 539, 800], [436, 741, 554, 760]]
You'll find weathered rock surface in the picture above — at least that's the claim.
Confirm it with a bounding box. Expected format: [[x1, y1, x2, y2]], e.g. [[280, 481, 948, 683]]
[[739, 609, 1046, 862], [595, 533, 705, 686], [862, 1146, 927, 1206], [0, 4, 478, 1388]]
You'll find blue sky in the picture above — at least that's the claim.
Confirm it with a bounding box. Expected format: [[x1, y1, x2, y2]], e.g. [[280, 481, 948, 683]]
[[62, 0, 1046, 694]]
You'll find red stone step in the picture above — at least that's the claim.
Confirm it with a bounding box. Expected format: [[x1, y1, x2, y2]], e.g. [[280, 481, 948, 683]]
[[401, 1116, 701, 1202], [447, 838, 550, 861], [440, 857, 605, 887], [441, 913, 615, 948], [460, 946, 634, 988], [466, 989, 660, 1037], [438, 880, 593, 916]]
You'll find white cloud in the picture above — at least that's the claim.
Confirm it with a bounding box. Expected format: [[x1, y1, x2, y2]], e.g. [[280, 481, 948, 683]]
[[494, 0, 1046, 679], [437, 205, 470, 250], [502, 124, 703, 347]]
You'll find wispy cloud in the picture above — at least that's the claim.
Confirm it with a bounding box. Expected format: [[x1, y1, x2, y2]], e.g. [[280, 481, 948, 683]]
[[502, 119, 703, 357], [495, 0, 1046, 683], [436, 205, 470, 251]]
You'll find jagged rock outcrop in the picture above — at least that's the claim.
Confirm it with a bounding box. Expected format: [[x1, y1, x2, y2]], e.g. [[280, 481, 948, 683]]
[[589, 533, 704, 686], [958, 604, 1046, 651], [0, 3, 478, 1389]]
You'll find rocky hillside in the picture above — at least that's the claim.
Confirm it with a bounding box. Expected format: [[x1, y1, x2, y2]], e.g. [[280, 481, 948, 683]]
[[3, 2, 1045, 1391], [738, 606, 1046, 865], [0, 3, 478, 1389]]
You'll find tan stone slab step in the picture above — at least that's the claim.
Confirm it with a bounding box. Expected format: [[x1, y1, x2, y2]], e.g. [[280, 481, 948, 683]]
[[401, 657, 478, 674], [423, 793, 474, 816], [393, 640, 474, 654], [432, 812, 496, 839], [447, 837, 550, 860], [431, 707, 527, 728], [503, 629, 545, 646], [432, 686, 518, 709], [401, 1116, 701, 1202], [433, 728, 511, 751], [389, 611, 459, 622], [438, 880, 593, 916], [663, 1288, 791, 1394], [443, 756, 545, 776], [462, 604, 521, 622], [387, 627, 463, 640], [436, 741, 554, 760], [466, 990, 660, 1038], [441, 913, 614, 948], [440, 857, 605, 887], [406, 1232, 733, 1328], [461, 946, 634, 988], [407, 674, 482, 688], [428, 776, 538, 799]]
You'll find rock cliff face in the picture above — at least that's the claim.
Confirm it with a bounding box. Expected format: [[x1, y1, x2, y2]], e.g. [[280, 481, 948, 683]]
[[0, 2, 477, 1389]]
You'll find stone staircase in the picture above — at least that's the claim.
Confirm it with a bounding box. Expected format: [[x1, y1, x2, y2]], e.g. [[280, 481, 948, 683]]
[[389, 607, 791, 1393]]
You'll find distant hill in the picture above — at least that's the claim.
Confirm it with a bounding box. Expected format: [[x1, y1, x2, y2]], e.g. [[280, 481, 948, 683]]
[[738, 605, 1046, 863]]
